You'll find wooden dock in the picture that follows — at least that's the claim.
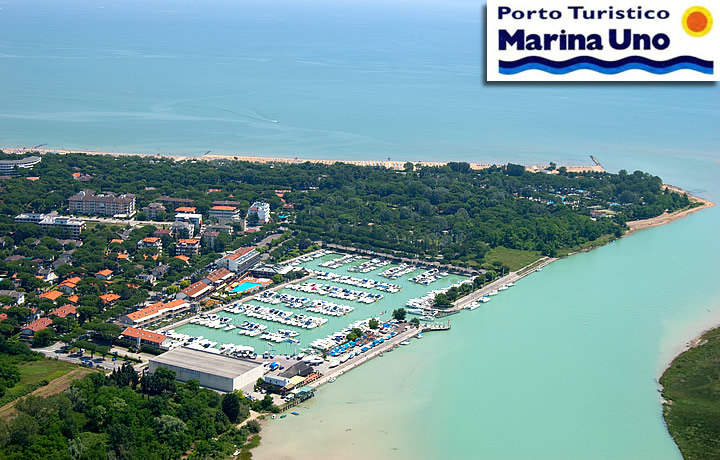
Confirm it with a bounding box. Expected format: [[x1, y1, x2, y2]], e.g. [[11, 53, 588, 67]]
[[421, 323, 451, 332]]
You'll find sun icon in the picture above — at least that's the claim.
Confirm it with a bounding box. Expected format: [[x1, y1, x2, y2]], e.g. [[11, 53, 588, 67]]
[[683, 6, 713, 37]]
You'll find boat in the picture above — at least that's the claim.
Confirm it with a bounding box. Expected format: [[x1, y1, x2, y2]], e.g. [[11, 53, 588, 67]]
[[488, 290, 499, 296], [291, 411, 299, 416], [420, 315, 435, 322], [280, 414, 287, 419], [400, 340, 410, 345], [329, 377, 336, 383], [328, 360, 340, 368], [467, 303, 480, 311]]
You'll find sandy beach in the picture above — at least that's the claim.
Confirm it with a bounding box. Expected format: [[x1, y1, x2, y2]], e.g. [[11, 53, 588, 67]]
[[2, 146, 603, 173], [625, 184, 715, 235]]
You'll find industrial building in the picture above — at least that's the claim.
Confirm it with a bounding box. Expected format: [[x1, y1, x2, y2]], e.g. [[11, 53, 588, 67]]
[[148, 347, 265, 392]]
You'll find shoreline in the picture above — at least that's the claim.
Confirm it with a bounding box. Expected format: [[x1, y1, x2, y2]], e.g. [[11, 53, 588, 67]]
[[625, 184, 715, 236], [1, 146, 604, 173]]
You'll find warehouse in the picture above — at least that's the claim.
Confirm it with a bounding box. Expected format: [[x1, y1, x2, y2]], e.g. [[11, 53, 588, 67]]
[[148, 347, 265, 392]]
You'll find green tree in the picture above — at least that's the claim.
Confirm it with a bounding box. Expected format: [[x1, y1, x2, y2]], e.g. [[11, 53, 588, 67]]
[[392, 308, 407, 321], [221, 392, 241, 423], [368, 318, 379, 329], [271, 274, 283, 284], [32, 328, 56, 347]]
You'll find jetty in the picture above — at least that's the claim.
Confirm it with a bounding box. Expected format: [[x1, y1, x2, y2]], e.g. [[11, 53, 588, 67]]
[[422, 323, 451, 332]]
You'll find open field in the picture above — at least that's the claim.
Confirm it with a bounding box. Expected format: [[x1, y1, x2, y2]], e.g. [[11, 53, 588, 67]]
[[0, 359, 90, 416], [483, 247, 543, 272]]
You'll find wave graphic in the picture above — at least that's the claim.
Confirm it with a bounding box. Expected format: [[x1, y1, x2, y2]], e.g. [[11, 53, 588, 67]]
[[499, 56, 714, 75]]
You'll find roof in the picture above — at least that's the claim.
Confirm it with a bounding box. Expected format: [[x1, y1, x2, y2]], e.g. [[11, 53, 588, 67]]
[[175, 255, 190, 262], [177, 239, 200, 245], [100, 293, 121, 303], [156, 196, 193, 204], [25, 317, 52, 332], [117, 253, 129, 259], [205, 268, 234, 283], [175, 206, 197, 213], [122, 326, 167, 344], [182, 281, 211, 298], [125, 299, 189, 322], [50, 304, 77, 318], [211, 205, 237, 211], [142, 237, 161, 243], [223, 247, 255, 260], [154, 229, 172, 235], [67, 295, 79, 303], [39, 290, 63, 301], [96, 269, 113, 277], [150, 347, 262, 379], [59, 276, 82, 288]]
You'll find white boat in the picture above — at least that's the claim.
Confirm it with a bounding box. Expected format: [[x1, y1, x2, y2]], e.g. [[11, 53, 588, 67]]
[[328, 360, 340, 368], [466, 303, 480, 311], [419, 315, 434, 322], [488, 290, 499, 296], [400, 340, 411, 345], [329, 377, 336, 383]]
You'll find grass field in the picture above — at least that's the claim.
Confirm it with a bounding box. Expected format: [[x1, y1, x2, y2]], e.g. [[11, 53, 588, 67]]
[[484, 247, 543, 272], [0, 358, 79, 407], [660, 327, 720, 460]]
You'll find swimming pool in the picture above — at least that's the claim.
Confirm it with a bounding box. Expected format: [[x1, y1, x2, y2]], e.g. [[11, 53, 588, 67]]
[[230, 281, 262, 293]]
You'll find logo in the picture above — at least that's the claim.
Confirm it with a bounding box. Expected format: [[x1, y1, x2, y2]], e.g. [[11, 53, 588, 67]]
[[487, 0, 719, 81]]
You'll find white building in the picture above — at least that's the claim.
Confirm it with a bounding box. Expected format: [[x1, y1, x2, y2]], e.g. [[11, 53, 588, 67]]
[[175, 212, 203, 228], [217, 247, 260, 273], [15, 213, 85, 238], [149, 347, 265, 392], [248, 201, 271, 225], [0, 156, 41, 175]]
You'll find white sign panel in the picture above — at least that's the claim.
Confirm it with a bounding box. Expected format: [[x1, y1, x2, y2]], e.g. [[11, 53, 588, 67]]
[[486, 0, 718, 81]]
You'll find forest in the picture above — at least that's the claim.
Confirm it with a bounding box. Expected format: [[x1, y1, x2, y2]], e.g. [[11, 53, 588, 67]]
[[0, 152, 692, 267]]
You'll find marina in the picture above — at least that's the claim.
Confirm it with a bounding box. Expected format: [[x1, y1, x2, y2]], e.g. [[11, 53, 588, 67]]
[[169, 251, 484, 355]]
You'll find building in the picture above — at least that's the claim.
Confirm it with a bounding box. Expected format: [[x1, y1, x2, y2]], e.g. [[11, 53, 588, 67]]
[[248, 201, 271, 225], [156, 196, 193, 205], [142, 202, 166, 219], [170, 221, 194, 238], [15, 213, 85, 238], [119, 298, 190, 327], [0, 156, 41, 176], [21, 317, 52, 338], [264, 374, 289, 387], [178, 280, 212, 300], [202, 231, 220, 250], [49, 304, 77, 318], [96, 269, 113, 280], [68, 190, 136, 217], [137, 237, 163, 254], [174, 212, 203, 228], [248, 264, 296, 279], [58, 276, 83, 294], [121, 326, 171, 349], [209, 205, 240, 224], [175, 238, 201, 257], [0, 290, 25, 305], [217, 247, 260, 273], [100, 293, 121, 304], [175, 206, 197, 213], [205, 224, 234, 235], [203, 268, 235, 287], [148, 347, 265, 392], [38, 290, 63, 302]]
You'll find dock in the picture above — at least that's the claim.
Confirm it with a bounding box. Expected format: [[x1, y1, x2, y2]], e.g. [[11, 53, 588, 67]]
[[422, 323, 451, 332]]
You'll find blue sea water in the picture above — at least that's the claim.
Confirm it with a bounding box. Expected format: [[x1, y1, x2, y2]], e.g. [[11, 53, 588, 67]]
[[2, 1, 720, 459], [1, 0, 718, 163]]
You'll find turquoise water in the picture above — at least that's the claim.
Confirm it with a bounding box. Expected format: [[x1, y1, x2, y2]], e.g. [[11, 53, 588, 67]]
[[257, 154, 720, 459], [3, 1, 720, 458], [175, 255, 467, 353], [229, 281, 261, 294]]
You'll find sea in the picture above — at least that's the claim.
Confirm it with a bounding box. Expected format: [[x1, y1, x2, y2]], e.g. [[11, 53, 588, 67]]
[[2, 1, 719, 459]]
